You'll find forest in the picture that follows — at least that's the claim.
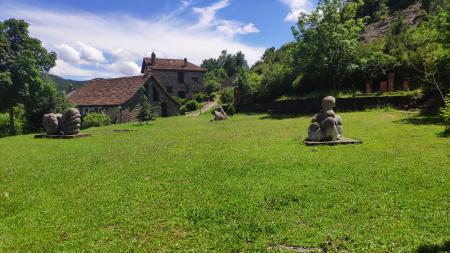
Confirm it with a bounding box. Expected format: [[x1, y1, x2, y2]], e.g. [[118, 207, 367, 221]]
[[202, 0, 450, 104]]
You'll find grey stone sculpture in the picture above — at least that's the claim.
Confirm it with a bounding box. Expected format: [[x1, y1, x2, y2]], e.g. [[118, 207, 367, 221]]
[[307, 96, 343, 141], [43, 108, 81, 135], [214, 106, 228, 121]]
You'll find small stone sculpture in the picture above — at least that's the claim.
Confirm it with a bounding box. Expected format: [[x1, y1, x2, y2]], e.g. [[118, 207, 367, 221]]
[[214, 106, 228, 121], [307, 96, 343, 141], [43, 108, 81, 135], [42, 113, 62, 135]]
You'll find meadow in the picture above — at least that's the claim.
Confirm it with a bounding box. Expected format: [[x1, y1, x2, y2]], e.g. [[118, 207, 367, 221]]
[[0, 110, 448, 252]]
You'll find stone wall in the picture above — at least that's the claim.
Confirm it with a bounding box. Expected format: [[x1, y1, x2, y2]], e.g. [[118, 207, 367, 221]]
[[151, 70, 204, 99], [77, 78, 180, 123], [236, 95, 421, 114], [146, 77, 180, 117]]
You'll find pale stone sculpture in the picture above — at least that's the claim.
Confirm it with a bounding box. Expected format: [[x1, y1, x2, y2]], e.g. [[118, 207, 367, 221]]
[[214, 106, 228, 121], [307, 96, 343, 141], [43, 108, 81, 135], [43, 113, 62, 135]]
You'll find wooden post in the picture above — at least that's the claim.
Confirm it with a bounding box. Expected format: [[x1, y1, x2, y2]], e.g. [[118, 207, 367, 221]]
[[403, 79, 410, 92], [234, 86, 242, 105], [365, 80, 373, 93], [380, 81, 388, 93], [388, 73, 395, 92]]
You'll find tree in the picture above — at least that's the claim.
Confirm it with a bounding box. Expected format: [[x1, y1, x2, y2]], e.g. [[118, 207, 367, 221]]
[[409, 1, 450, 103], [0, 19, 56, 134], [137, 97, 156, 124], [357, 40, 398, 85], [292, 0, 366, 91]]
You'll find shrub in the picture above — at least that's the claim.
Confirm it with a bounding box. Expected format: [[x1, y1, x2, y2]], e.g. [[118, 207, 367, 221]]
[[184, 100, 199, 112], [222, 104, 236, 116], [180, 105, 187, 115], [81, 112, 110, 129], [209, 93, 217, 102], [0, 112, 23, 137], [220, 87, 234, 104], [194, 93, 209, 103], [137, 99, 157, 123], [204, 80, 221, 95], [176, 97, 188, 105], [440, 93, 450, 135]]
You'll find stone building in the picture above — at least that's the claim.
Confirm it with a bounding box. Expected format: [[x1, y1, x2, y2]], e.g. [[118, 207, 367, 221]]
[[69, 75, 180, 123], [141, 52, 206, 99]]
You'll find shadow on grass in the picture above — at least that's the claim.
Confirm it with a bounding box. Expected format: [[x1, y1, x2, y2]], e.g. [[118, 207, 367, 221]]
[[437, 129, 450, 138], [259, 113, 308, 120], [131, 123, 154, 127], [395, 115, 444, 126], [415, 241, 450, 253]]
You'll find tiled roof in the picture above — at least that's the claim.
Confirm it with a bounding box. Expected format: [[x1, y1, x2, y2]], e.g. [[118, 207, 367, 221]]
[[69, 75, 148, 106], [142, 58, 206, 72]]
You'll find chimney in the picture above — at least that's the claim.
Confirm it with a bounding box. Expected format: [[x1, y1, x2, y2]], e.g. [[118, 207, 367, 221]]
[[183, 58, 187, 67], [151, 52, 156, 65]]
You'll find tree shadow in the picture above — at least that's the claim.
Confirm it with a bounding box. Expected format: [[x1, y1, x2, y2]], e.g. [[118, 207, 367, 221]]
[[259, 113, 309, 120], [415, 241, 450, 253], [395, 115, 444, 126]]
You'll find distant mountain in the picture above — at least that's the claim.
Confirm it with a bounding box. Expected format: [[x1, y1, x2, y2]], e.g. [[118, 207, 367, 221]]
[[41, 73, 87, 93]]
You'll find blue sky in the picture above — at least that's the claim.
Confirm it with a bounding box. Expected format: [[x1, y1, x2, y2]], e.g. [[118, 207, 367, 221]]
[[0, 0, 316, 80]]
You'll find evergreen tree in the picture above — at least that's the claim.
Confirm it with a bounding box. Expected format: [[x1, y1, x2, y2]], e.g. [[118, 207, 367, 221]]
[[137, 97, 156, 124]]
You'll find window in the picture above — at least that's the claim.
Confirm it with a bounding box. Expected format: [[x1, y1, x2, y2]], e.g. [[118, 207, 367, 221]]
[[192, 77, 199, 83], [178, 72, 184, 84], [166, 86, 173, 93], [177, 91, 186, 98], [152, 86, 159, 101]]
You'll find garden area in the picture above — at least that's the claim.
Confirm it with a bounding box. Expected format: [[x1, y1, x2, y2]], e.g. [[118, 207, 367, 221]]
[[0, 110, 448, 252]]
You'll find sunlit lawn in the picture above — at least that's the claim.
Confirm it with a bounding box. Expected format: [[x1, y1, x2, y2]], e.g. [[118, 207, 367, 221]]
[[0, 110, 448, 252]]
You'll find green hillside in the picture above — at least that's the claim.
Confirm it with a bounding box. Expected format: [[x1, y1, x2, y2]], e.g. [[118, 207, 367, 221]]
[[41, 73, 86, 93]]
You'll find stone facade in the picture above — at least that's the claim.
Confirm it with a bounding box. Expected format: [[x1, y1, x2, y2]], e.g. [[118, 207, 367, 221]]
[[141, 54, 206, 99], [72, 75, 180, 123], [151, 70, 204, 99]]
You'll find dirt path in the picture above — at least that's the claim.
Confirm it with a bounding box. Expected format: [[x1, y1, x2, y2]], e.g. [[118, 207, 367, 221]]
[[186, 100, 218, 117]]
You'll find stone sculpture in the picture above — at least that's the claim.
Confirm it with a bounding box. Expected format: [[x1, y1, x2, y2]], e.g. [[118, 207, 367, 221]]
[[214, 106, 228, 121], [43, 108, 81, 135], [307, 96, 343, 141]]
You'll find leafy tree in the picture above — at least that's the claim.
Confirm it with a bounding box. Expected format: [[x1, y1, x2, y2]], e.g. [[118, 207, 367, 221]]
[[0, 19, 56, 134], [219, 87, 234, 104], [292, 0, 366, 91], [137, 97, 156, 124], [356, 40, 398, 85], [204, 79, 221, 95], [409, 1, 450, 103]]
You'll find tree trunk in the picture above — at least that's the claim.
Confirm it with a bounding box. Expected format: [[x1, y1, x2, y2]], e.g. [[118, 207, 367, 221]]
[[8, 106, 15, 134], [435, 83, 446, 105]]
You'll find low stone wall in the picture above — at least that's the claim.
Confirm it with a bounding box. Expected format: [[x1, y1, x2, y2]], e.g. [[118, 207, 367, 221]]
[[236, 95, 420, 114]]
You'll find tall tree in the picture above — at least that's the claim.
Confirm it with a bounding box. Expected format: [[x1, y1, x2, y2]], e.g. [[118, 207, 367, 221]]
[[292, 0, 366, 91], [0, 19, 56, 133]]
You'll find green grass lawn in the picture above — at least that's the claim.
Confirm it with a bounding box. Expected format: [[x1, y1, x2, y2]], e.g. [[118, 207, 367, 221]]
[[0, 110, 449, 252]]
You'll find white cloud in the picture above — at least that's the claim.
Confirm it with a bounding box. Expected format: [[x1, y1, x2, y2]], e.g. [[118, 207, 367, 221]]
[[106, 61, 141, 76], [0, 1, 264, 80], [75, 41, 106, 63], [280, 0, 315, 22], [50, 59, 95, 78], [55, 44, 81, 63], [191, 0, 260, 37], [216, 21, 260, 37], [111, 48, 136, 61], [191, 0, 230, 29]]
